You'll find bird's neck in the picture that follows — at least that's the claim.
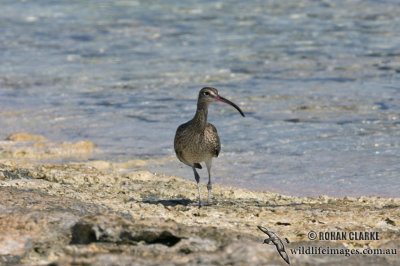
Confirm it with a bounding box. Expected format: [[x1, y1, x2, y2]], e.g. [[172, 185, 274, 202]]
[[192, 102, 209, 130]]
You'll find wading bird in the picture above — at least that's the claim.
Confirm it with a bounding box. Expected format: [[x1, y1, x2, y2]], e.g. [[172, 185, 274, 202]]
[[174, 87, 245, 206]]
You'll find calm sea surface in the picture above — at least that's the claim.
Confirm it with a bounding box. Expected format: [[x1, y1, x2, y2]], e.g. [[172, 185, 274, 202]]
[[1, 0, 399, 197]]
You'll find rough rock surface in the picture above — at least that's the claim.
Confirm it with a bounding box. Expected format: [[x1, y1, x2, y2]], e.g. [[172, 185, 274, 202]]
[[0, 134, 399, 265]]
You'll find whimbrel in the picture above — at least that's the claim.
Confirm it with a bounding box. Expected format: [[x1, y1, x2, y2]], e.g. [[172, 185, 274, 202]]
[[174, 87, 245, 206]]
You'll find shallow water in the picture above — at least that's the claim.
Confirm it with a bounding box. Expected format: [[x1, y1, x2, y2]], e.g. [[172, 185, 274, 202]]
[[1, 0, 399, 197]]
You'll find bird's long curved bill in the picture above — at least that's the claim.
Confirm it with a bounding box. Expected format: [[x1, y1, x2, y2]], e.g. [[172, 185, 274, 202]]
[[216, 96, 245, 117]]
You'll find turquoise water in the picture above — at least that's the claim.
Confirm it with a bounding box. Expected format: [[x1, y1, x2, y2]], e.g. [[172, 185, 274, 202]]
[[1, 0, 399, 197]]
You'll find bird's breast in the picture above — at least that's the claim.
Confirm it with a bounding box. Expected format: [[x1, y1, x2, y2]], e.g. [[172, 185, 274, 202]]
[[175, 124, 220, 163]]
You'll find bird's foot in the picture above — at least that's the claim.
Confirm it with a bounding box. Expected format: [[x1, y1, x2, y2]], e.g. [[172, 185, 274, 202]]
[[203, 202, 212, 206], [205, 198, 213, 206], [188, 201, 204, 207], [188, 200, 213, 207]]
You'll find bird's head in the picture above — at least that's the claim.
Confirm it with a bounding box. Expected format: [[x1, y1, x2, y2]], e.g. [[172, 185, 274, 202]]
[[263, 238, 272, 245], [198, 87, 245, 117]]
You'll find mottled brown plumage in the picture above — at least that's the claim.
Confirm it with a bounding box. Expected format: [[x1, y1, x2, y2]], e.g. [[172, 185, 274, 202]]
[[174, 87, 245, 206]]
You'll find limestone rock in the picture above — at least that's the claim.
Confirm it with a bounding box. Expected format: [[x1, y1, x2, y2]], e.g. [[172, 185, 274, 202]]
[[0, 159, 399, 265], [7, 132, 47, 142]]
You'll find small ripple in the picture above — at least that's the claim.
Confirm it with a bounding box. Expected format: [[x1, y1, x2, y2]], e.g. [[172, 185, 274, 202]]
[[126, 115, 159, 123]]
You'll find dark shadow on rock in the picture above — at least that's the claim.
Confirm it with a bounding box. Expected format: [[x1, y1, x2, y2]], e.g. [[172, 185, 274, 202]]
[[70, 223, 97, 244], [129, 230, 182, 247], [70, 217, 184, 247], [117, 230, 183, 247], [136, 198, 194, 207], [214, 199, 305, 209]]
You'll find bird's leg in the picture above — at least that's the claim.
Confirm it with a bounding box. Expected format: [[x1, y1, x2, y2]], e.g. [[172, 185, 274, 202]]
[[205, 159, 212, 205], [192, 167, 202, 207]]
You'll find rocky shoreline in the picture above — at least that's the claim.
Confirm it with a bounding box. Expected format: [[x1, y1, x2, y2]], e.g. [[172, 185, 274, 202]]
[[0, 134, 399, 265]]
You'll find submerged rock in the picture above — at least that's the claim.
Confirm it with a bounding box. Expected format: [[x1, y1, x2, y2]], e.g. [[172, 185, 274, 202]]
[[1, 133, 96, 161], [7, 132, 47, 142]]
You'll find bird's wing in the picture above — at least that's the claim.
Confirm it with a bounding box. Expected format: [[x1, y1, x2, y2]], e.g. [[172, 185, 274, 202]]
[[174, 123, 202, 169], [275, 239, 290, 265], [175, 149, 189, 166], [277, 248, 290, 265], [206, 123, 220, 157], [174, 124, 190, 166], [257, 226, 273, 238]]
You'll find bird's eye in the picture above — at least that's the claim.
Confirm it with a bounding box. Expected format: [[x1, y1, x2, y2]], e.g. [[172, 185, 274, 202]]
[[204, 91, 210, 96]]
